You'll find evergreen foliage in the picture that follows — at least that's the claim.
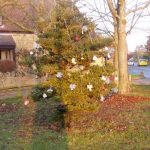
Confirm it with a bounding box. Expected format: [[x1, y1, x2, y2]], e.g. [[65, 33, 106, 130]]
[[29, 0, 116, 111]]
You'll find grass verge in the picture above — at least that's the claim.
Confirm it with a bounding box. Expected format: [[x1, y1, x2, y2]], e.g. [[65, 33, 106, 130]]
[[0, 85, 150, 150]]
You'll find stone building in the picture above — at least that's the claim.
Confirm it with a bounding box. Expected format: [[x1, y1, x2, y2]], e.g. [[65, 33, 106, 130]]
[[0, 0, 55, 62], [0, 0, 55, 88]]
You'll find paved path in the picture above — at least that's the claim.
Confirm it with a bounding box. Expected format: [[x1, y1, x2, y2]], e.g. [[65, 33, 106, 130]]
[[129, 66, 150, 78], [132, 78, 150, 85], [0, 87, 32, 100], [0, 78, 150, 100]]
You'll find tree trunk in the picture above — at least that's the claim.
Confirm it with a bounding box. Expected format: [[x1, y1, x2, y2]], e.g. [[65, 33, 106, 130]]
[[114, 22, 119, 86], [117, 0, 129, 94]]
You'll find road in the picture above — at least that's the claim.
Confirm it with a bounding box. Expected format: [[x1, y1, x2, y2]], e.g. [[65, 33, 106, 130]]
[[128, 65, 150, 79], [0, 87, 32, 100]]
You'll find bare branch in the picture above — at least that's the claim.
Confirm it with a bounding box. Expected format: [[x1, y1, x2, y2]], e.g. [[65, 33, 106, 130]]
[[106, 0, 118, 19], [126, 1, 150, 16]]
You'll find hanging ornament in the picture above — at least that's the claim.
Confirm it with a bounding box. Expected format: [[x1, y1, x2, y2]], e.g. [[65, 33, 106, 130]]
[[74, 34, 80, 42], [105, 47, 109, 51], [87, 84, 93, 92], [32, 64, 37, 70], [24, 100, 30, 106], [105, 77, 110, 84], [107, 53, 111, 59], [43, 93, 47, 98], [34, 42, 40, 49], [69, 84, 76, 91], [79, 65, 84, 70], [81, 56, 84, 60], [112, 88, 118, 93], [2, 103, 6, 107], [56, 72, 63, 79], [30, 51, 34, 55], [71, 58, 77, 65], [82, 25, 88, 34], [115, 76, 118, 81], [100, 96, 105, 102], [93, 55, 98, 61], [47, 87, 53, 93], [101, 75, 107, 81], [35, 75, 39, 79]]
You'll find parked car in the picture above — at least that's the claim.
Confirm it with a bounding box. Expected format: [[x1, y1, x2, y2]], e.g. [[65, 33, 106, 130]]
[[128, 60, 134, 66], [138, 59, 148, 66], [128, 60, 138, 66]]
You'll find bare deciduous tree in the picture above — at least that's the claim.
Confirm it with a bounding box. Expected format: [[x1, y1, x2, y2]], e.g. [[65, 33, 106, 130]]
[[78, 0, 150, 94]]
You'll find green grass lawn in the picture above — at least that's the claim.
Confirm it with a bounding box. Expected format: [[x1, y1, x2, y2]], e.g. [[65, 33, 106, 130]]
[[131, 74, 145, 80], [131, 85, 150, 98], [0, 85, 150, 150]]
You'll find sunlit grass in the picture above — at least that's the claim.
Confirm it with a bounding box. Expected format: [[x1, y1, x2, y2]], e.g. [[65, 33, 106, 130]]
[[131, 85, 150, 98], [0, 85, 150, 150], [131, 74, 144, 80]]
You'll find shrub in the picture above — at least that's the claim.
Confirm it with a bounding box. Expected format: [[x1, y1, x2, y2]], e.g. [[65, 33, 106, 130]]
[[43, 64, 115, 111], [31, 85, 56, 101], [0, 60, 16, 73]]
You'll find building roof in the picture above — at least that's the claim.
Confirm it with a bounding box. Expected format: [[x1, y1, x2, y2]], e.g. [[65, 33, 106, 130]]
[[0, 35, 16, 50]]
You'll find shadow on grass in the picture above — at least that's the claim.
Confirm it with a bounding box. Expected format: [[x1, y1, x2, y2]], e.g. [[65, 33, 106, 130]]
[[0, 97, 69, 150], [31, 97, 68, 150]]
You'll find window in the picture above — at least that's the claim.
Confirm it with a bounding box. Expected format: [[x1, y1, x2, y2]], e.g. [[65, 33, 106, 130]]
[[0, 16, 2, 26]]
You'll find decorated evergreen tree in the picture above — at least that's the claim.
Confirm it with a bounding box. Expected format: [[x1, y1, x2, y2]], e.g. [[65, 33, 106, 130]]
[[29, 0, 116, 111]]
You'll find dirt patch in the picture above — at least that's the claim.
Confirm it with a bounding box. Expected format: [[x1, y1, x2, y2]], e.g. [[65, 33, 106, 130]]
[[103, 94, 149, 108], [66, 95, 150, 133]]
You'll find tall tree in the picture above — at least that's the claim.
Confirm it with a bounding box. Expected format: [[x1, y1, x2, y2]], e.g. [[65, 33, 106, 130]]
[[145, 36, 150, 55], [78, 0, 150, 94]]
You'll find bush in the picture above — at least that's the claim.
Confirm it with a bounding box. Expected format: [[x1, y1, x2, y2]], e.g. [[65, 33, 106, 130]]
[[43, 64, 115, 111], [0, 60, 16, 73], [31, 85, 56, 101]]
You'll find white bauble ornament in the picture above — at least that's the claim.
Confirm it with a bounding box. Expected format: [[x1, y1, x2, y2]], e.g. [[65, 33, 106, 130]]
[[105, 47, 109, 51], [71, 58, 77, 65], [69, 84, 76, 91], [107, 53, 111, 59], [112, 88, 118, 93], [79, 65, 84, 70], [32, 64, 37, 70], [82, 25, 88, 34], [43, 93, 47, 98], [24, 100, 30, 106], [34, 42, 40, 49], [2, 103, 6, 107], [115, 76, 118, 81], [81, 57, 84, 60], [100, 96, 105, 102], [87, 84, 93, 92], [47, 88, 53, 93], [56, 72, 63, 79], [101, 75, 107, 81], [105, 77, 110, 84], [30, 51, 34, 55], [93, 55, 98, 61]]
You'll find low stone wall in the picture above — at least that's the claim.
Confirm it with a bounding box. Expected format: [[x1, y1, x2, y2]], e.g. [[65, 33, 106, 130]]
[[0, 73, 44, 89], [12, 33, 36, 51]]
